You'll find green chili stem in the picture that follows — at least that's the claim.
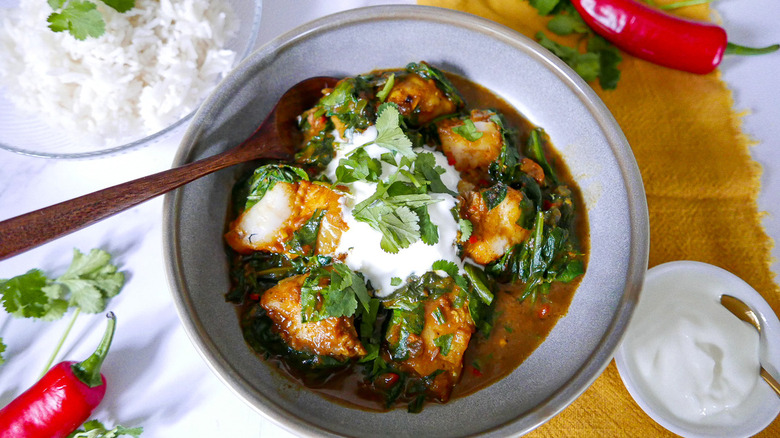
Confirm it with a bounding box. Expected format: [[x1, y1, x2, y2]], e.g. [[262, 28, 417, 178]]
[[39, 307, 81, 378], [659, 0, 714, 10], [725, 42, 780, 56], [72, 312, 116, 388]]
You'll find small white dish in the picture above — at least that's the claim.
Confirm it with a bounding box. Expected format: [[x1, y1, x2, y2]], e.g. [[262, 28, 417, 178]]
[[615, 261, 780, 438]]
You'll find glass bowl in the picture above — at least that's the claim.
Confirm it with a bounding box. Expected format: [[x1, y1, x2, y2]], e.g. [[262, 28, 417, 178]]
[[0, 0, 262, 159]]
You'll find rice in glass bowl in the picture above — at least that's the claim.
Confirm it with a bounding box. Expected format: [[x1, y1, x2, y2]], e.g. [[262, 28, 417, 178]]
[[0, 0, 262, 158]]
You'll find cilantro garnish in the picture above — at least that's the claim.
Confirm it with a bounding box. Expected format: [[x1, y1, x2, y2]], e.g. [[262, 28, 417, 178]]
[[433, 334, 454, 356], [47, 0, 135, 41], [452, 119, 484, 142], [300, 263, 370, 322], [390, 277, 402, 287], [343, 106, 456, 253], [0, 248, 125, 373], [527, 0, 622, 89], [0, 338, 6, 365], [372, 103, 415, 159], [458, 218, 473, 243], [335, 147, 383, 184]]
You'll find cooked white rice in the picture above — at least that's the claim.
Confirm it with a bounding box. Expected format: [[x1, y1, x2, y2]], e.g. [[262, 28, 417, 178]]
[[0, 0, 237, 147]]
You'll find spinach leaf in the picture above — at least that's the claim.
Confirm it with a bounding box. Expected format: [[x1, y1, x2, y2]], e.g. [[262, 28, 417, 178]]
[[239, 164, 308, 211], [485, 211, 584, 301], [285, 209, 325, 257], [482, 183, 508, 210]]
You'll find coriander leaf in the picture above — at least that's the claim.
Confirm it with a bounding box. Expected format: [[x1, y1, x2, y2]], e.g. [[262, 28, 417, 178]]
[[0, 338, 6, 365], [48, 0, 67, 9], [374, 104, 415, 159], [353, 199, 421, 254], [433, 334, 454, 356], [413, 152, 456, 196], [300, 264, 369, 322], [47, 1, 105, 41], [588, 35, 622, 90], [335, 148, 383, 184], [458, 218, 473, 242], [415, 206, 439, 246], [67, 419, 144, 438], [58, 249, 125, 314], [431, 260, 459, 278], [537, 32, 601, 82], [101, 0, 134, 13], [377, 205, 421, 253], [547, 13, 588, 35], [529, 0, 561, 15], [452, 119, 484, 142], [431, 260, 469, 292], [1, 269, 64, 319], [391, 277, 402, 287]]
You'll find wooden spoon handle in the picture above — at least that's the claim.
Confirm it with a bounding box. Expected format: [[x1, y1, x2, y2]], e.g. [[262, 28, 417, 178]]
[[0, 149, 248, 261]]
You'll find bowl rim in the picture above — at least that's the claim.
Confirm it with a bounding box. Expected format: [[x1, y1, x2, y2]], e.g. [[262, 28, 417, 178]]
[[164, 4, 649, 436], [0, 0, 264, 160]]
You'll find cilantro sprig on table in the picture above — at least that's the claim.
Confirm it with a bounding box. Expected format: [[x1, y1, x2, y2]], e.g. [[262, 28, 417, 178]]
[[338, 104, 456, 253], [0, 248, 125, 371], [67, 419, 143, 438], [526, 0, 622, 89], [47, 0, 135, 41]]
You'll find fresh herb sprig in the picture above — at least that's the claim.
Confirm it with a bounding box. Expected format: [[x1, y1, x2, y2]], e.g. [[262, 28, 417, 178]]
[[299, 263, 371, 322], [0, 248, 125, 373], [67, 419, 143, 438], [341, 104, 455, 253], [526, 0, 622, 89], [47, 0, 135, 41]]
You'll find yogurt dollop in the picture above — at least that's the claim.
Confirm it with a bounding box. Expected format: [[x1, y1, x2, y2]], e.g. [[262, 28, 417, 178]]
[[622, 271, 761, 424], [323, 127, 462, 297]]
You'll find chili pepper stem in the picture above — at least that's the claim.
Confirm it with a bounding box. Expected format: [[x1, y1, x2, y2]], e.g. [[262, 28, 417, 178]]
[[39, 307, 81, 379], [72, 312, 116, 388], [725, 42, 780, 56]]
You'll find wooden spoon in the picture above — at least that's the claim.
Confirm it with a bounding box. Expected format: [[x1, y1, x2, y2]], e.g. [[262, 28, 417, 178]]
[[720, 294, 780, 396], [0, 76, 339, 261]]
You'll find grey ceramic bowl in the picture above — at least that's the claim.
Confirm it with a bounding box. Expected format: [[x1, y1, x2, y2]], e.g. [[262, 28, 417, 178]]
[[164, 5, 649, 437]]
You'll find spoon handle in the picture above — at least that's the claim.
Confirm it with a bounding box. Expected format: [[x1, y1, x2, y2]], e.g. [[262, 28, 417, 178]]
[[0, 147, 267, 261], [761, 367, 780, 397]]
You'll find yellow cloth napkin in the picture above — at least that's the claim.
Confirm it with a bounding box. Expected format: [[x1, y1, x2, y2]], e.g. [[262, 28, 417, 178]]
[[419, 0, 779, 435]]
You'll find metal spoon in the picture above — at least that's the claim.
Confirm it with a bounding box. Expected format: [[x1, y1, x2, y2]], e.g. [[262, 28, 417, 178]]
[[0, 76, 339, 261], [720, 294, 780, 396]]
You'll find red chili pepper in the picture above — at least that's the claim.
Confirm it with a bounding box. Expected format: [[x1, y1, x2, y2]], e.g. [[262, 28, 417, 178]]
[[0, 312, 116, 438], [569, 0, 779, 74], [537, 303, 552, 319]]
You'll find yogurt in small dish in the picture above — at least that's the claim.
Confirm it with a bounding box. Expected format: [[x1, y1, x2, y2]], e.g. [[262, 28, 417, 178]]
[[615, 261, 780, 438]]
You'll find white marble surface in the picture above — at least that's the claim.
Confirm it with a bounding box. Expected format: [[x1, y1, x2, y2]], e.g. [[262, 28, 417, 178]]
[[0, 0, 777, 436]]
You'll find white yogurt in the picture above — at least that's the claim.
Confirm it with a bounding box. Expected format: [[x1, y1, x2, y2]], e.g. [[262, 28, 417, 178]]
[[323, 127, 463, 296], [621, 267, 761, 425]]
